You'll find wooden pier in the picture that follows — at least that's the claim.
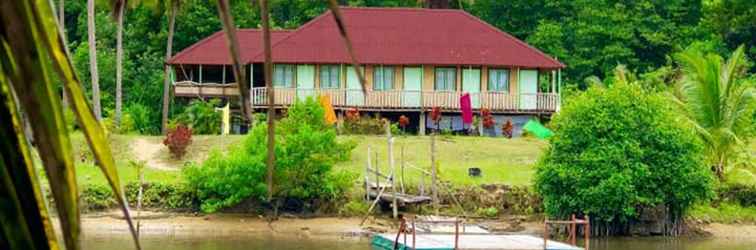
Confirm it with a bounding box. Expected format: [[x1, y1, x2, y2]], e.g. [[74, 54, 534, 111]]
[[372, 233, 582, 250], [371, 216, 588, 250]]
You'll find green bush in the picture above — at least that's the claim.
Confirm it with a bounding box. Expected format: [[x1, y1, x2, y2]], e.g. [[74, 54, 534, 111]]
[[476, 207, 499, 218], [535, 82, 713, 224], [184, 97, 355, 213], [79, 182, 198, 211], [102, 108, 136, 134], [80, 184, 116, 211], [174, 99, 222, 134], [718, 184, 756, 207], [125, 182, 198, 210], [688, 202, 756, 224], [126, 103, 160, 135], [342, 116, 386, 135], [339, 200, 369, 217]]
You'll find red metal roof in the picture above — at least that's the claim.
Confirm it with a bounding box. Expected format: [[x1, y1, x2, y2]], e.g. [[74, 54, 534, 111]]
[[167, 29, 291, 65], [170, 7, 564, 69]]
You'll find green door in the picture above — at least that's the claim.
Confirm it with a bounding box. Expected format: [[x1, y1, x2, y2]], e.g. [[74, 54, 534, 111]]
[[519, 69, 538, 110], [346, 66, 364, 106], [296, 65, 315, 100], [403, 67, 422, 107], [462, 68, 481, 108]]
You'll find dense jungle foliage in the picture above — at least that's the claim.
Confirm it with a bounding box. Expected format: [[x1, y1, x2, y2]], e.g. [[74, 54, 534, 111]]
[[60, 0, 754, 135]]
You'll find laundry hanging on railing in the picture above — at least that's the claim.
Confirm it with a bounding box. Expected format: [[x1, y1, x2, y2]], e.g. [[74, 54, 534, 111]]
[[319, 94, 337, 125], [460, 93, 473, 125]]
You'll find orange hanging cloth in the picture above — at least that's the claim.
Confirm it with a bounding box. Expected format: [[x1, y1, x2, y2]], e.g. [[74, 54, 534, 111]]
[[320, 95, 338, 125]]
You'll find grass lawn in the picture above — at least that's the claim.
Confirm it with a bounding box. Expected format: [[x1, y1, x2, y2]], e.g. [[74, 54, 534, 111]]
[[70, 132, 546, 187], [70, 132, 755, 189], [70, 133, 181, 187], [689, 203, 756, 224], [336, 135, 546, 187]]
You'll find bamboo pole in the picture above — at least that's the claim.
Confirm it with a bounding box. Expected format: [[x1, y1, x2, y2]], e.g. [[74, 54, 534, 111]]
[[430, 125, 438, 214], [136, 162, 144, 238], [400, 145, 405, 194], [387, 122, 397, 219], [365, 146, 371, 202]]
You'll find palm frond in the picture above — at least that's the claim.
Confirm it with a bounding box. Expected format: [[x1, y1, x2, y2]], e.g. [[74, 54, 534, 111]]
[[0, 58, 58, 250], [0, 0, 141, 249], [674, 44, 755, 179]]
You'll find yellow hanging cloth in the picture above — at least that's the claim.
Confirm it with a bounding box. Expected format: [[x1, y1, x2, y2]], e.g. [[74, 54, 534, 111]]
[[320, 95, 337, 125], [221, 102, 231, 135]]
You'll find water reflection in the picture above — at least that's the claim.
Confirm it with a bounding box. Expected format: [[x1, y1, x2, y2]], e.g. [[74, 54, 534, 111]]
[[83, 234, 756, 250]]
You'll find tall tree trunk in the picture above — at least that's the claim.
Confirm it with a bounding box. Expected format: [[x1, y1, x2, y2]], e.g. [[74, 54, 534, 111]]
[[161, 1, 177, 134], [115, 4, 124, 129], [259, 0, 275, 201], [87, 0, 101, 120]]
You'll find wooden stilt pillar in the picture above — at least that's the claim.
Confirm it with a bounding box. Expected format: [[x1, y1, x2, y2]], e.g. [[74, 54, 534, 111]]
[[337, 110, 344, 133], [419, 112, 426, 136]]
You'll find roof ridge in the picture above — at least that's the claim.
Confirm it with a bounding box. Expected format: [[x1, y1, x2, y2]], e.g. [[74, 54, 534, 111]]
[[456, 11, 564, 68], [238, 28, 293, 32], [338, 6, 466, 13], [247, 8, 336, 63], [167, 31, 224, 64]]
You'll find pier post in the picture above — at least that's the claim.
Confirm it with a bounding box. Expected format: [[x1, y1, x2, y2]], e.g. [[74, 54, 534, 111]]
[[585, 215, 591, 250]]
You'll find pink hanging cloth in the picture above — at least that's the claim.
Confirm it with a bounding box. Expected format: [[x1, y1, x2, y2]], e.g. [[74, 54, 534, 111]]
[[460, 93, 473, 125]]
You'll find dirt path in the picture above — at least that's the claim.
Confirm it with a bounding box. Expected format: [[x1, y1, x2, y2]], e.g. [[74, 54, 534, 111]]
[[131, 138, 176, 171], [704, 223, 756, 239], [81, 212, 376, 239]]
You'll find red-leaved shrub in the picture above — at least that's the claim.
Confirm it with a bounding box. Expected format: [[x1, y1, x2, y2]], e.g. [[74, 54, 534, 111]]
[[346, 108, 360, 122], [481, 108, 495, 129], [398, 115, 410, 129], [163, 124, 192, 159], [502, 119, 513, 138]]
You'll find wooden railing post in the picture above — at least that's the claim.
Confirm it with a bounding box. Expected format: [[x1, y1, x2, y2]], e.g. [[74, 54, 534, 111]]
[[585, 215, 591, 250], [543, 218, 548, 250], [571, 214, 577, 246], [454, 220, 459, 250], [411, 217, 416, 250]]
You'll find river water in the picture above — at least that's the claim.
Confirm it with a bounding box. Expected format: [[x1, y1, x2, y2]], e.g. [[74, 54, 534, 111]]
[[83, 234, 756, 250]]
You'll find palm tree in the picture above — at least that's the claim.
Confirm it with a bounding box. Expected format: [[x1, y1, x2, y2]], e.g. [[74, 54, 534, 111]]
[[114, 0, 127, 129], [674, 45, 755, 180], [0, 1, 139, 249], [161, 0, 180, 134], [88, 0, 102, 120]]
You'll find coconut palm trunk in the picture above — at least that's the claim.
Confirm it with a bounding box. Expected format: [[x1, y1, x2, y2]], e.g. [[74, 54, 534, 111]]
[[115, 2, 125, 129], [258, 0, 276, 201], [161, 0, 178, 134], [87, 0, 102, 120]]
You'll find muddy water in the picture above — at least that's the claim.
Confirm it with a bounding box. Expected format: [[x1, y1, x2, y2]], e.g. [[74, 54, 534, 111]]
[[83, 234, 369, 250], [82, 234, 756, 250], [79, 214, 756, 250]]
